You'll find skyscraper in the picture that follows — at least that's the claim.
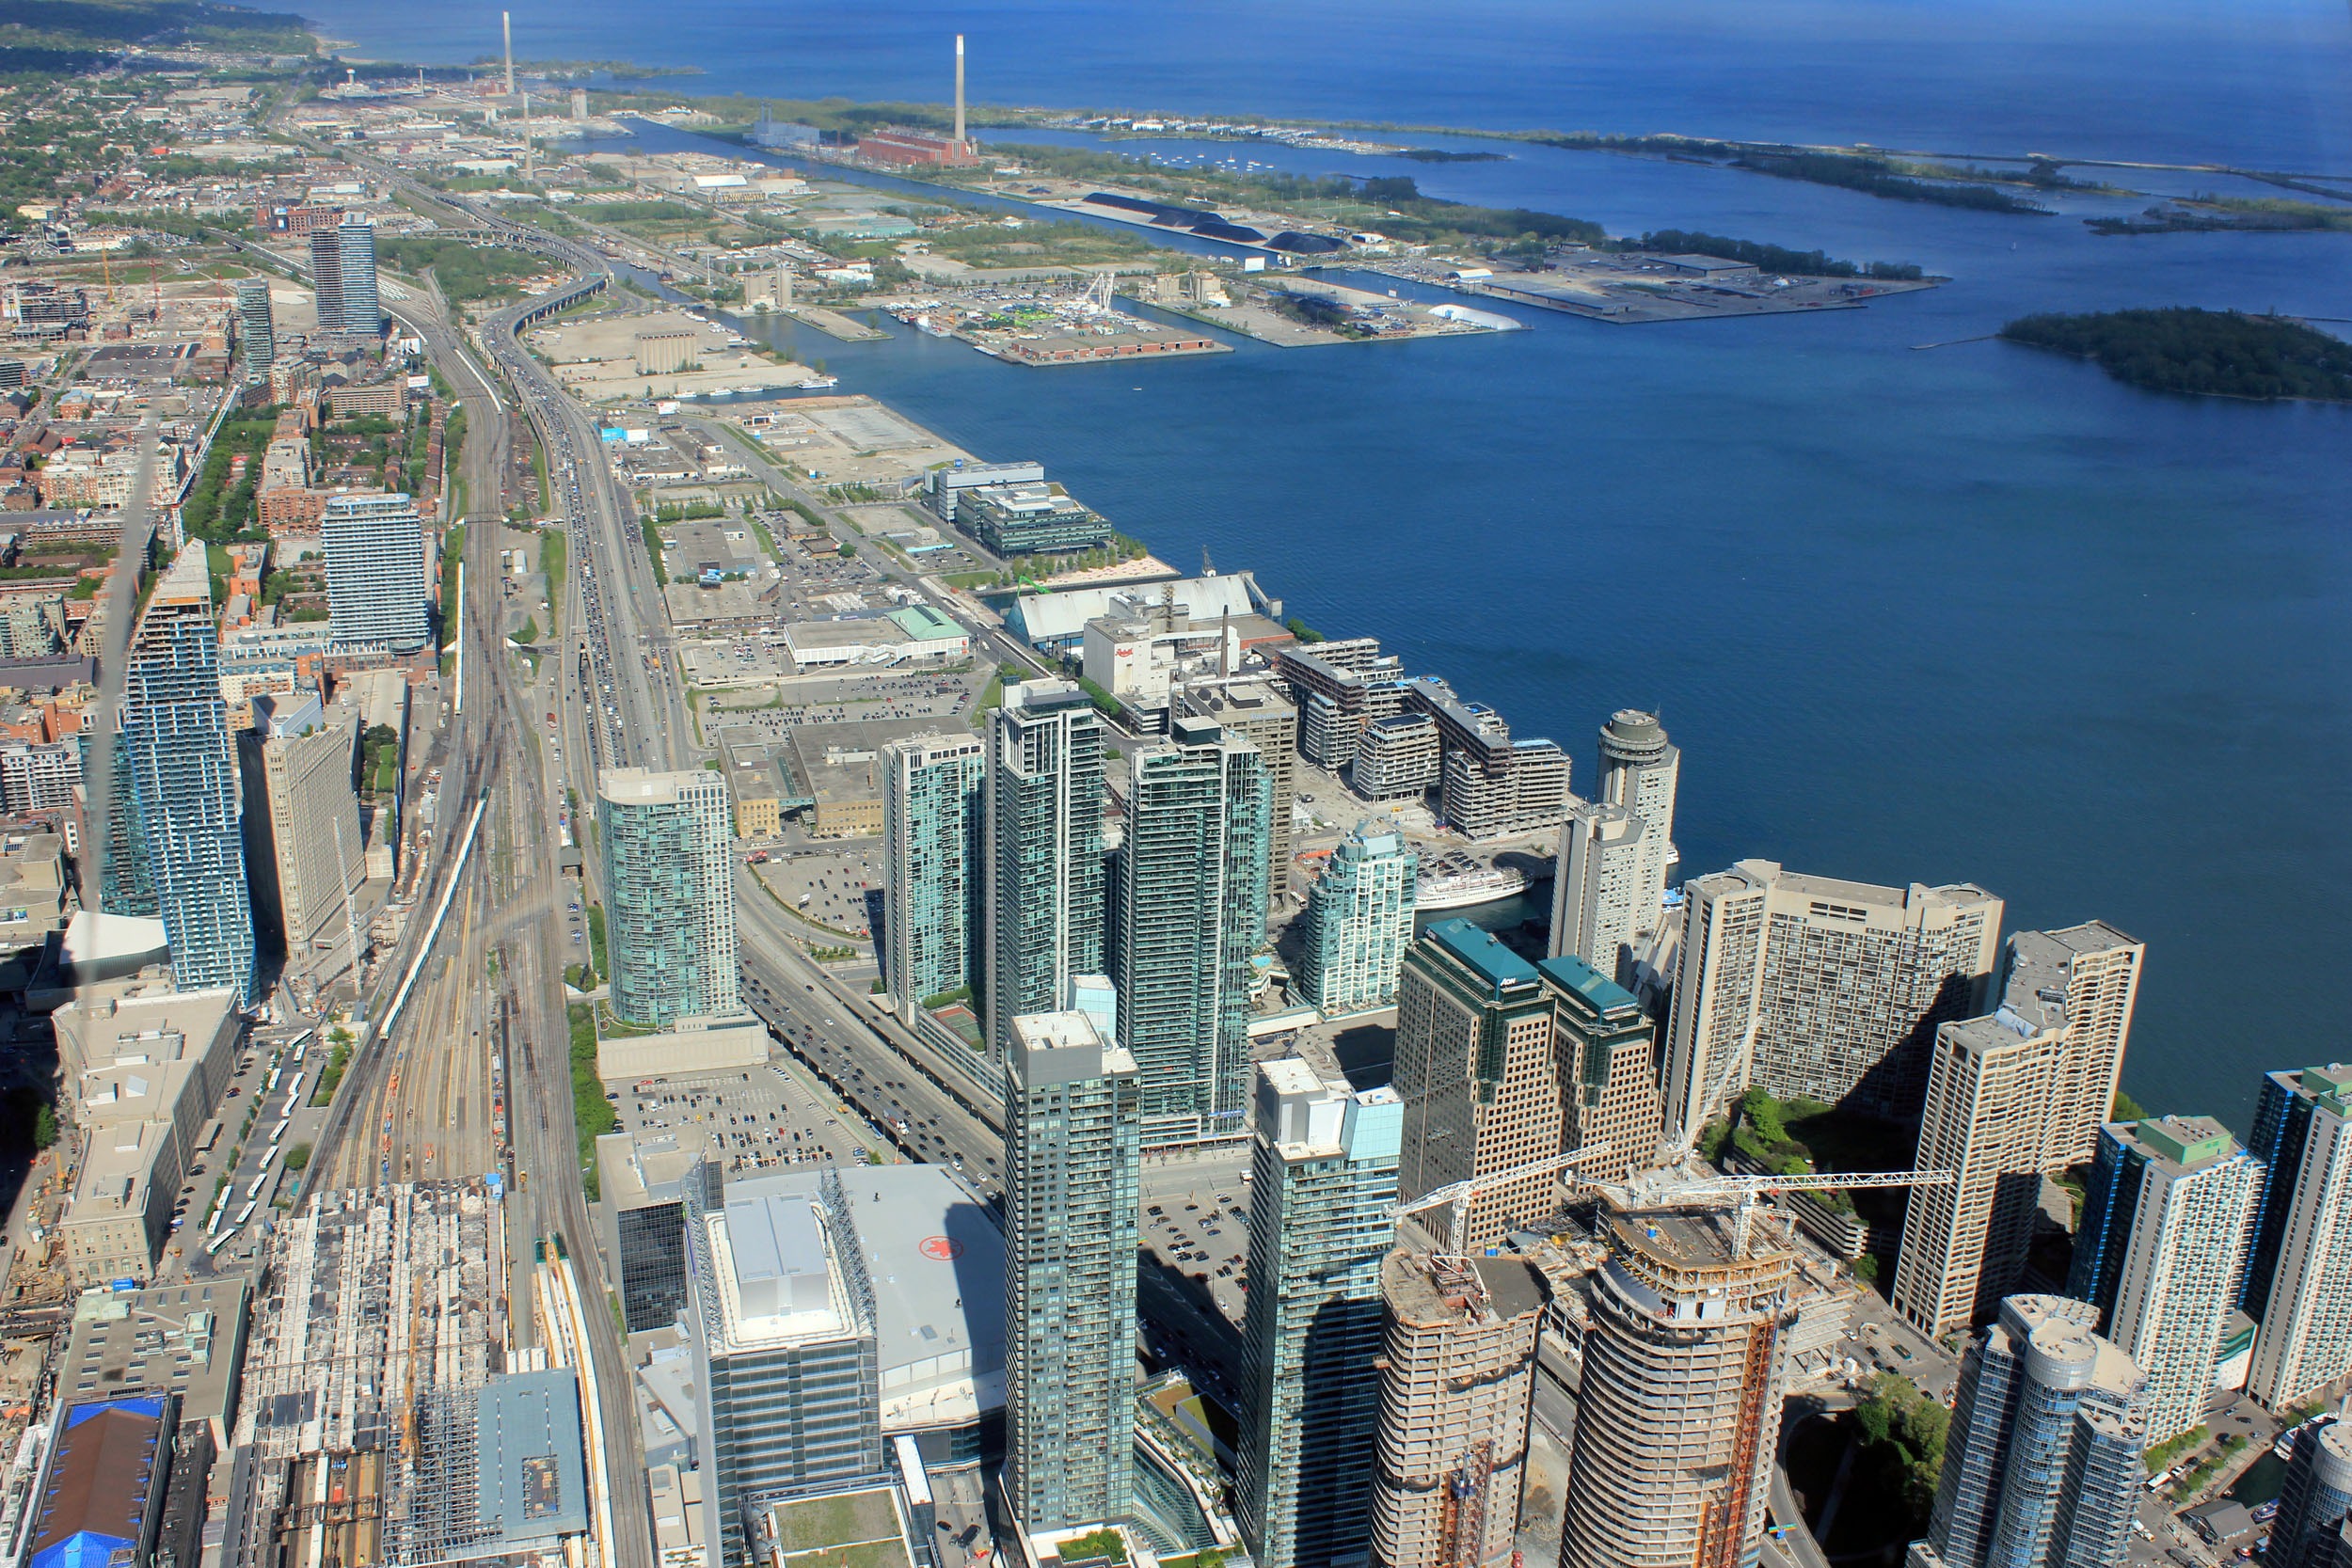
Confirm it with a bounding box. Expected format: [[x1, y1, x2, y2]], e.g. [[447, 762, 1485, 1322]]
[[2065, 1117, 2262, 1443], [881, 732, 985, 1026], [2243, 1066, 2352, 1408], [334, 213, 380, 338], [1541, 952, 1662, 1185], [1111, 715, 1268, 1145], [1593, 708, 1677, 927], [1174, 678, 1296, 913], [120, 546, 254, 1001], [321, 492, 429, 652], [1548, 796, 1648, 981], [234, 277, 273, 380], [308, 228, 344, 336], [598, 769, 738, 1028], [1909, 1296, 2147, 1568], [1002, 1010, 1139, 1538], [1893, 927, 2146, 1339], [1369, 1251, 1548, 1568], [1391, 919, 1565, 1251], [80, 723, 155, 918], [1562, 1196, 1797, 1568], [984, 681, 1104, 1060], [240, 693, 364, 954], [683, 1166, 884, 1567], [1661, 860, 2002, 1139], [1236, 1060, 1401, 1568], [2270, 1409, 2352, 1568], [1298, 820, 1417, 1017]]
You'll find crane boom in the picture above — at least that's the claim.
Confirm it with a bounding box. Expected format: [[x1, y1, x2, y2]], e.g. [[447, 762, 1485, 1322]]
[[1395, 1143, 1611, 1256]]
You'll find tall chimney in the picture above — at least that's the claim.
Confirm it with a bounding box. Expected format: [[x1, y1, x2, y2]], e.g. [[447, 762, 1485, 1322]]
[[522, 91, 533, 182], [954, 34, 966, 147], [502, 9, 515, 97]]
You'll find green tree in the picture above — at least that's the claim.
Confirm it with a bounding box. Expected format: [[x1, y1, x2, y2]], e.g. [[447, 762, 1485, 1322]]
[[33, 1103, 56, 1150], [1850, 1372, 1948, 1532]]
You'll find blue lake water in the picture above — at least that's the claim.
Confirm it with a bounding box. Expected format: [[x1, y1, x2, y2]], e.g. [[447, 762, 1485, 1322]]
[[301, 0, 2352, 1131]]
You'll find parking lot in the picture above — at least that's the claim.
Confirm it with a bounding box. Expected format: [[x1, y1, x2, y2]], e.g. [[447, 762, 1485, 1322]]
[[754, 846, 883, 938], [607, 1055, 884, 1180]]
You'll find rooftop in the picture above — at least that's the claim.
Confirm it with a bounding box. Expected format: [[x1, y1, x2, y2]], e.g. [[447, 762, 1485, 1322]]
[[1383, 1250, 1549, 1327], [1422, 917, 1540, 996], [475, 1370, 589, 1544], [844, 1166, 1006, 1430], [60, 1277, 248, 1437], [30, 1396, 169, 1568], [2119, 1114, 2238, 1170], [1535, 953, 1643, 1022]]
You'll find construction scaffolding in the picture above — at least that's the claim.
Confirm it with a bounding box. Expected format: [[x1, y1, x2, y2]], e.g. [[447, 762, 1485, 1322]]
[[228, 1180, 510, 1568]]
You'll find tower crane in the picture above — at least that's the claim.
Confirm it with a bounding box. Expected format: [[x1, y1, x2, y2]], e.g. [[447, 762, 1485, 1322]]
[[1394, 1143, 1612, 1257], [1592, 1166, 1961, 1255]]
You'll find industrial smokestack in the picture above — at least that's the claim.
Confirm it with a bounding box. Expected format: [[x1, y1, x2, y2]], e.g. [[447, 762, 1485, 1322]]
[[954, 34, 965, 147], [502, 9, 515, 97]]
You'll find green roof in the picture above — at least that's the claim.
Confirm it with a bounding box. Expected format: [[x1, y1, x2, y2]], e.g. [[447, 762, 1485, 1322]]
[[1424, 918, 1539, 995], [1535, 954, 1643, 1019], [2133, 1116, 2234, 1168], [887, 604, 961, 641]]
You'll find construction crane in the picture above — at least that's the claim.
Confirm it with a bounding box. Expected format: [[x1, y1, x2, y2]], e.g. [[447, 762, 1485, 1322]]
[[1593, 1167, 1961, 1255], [1394, 1143, 1611, 1257]]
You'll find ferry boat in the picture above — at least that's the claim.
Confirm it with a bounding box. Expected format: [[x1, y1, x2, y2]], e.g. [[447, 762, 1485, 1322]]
[[794, 375, 839, 389], [1414, 858, 1530, 911]]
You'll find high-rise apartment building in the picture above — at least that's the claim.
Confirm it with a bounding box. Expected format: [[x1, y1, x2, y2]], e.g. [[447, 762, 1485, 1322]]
[[1277, 639, 1406, 771], [308, 228, 343, 336], [1405, 679, 1569, 841], [1593, 708, 1677, 925], [2065, 1117, 2261, 1443], [80, 724, 155, 918], [321, 492, 428, 652], [1112, 715, 1268, 1145], [882, 733, 985, 1025], [984, 681, 1105, 1060], [1543, 952, 1662, 1185], [1661, 860, 2002, 1140], [120, 546, 254, 1001], [1351, 711, 1439, 803], [1562, 1196, 1797, 1568], [1549, 797, 1649, 982], [1391, 920, 1565, 1251], [1236, 1060, 1401, 1568], [683, 1167, 885, 1567], [1174, 679, 1296, 912], [1002, 1011, 1140, 1538], [2243, 1066, 2352, 1408], [234, 277, 273, 379], [334, 213, 380, 337], [1298, 821, 1417, 1017], [2270, 1410, 2352, 1568], [1909, 1295, 2147, 1568], [240, 693, 364, 954], [598, 769, 738, 1028], [1893, 927, 2145, 1338], [1369, 1251, 1548, 1568]]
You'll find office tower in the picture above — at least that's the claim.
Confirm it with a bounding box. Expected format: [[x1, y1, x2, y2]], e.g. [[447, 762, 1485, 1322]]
[[321, 492, 429, 652], [1297, 820, 1417, 1017], [80, 723, 155, 918], [2243, 1066, 2352, 1408], [1910, 1296, 2147, 1568], [120, 546, 254, 1001], [596, 1132, 722, 1333], [1593, 709, 1678, 911], [1892, 927, 2146, 1339], [1661, 860, 2002, 1140], [1351, 711, 1438, 802], [1111, 715, 1268, 1145], [1003, 1011, 1139, 1537], [233, 277, 273, 378], [1391, 919, 1565, 1251], [1548, 797, 1648, 980], [683, 1167, 884, 1567], [1562, 1196, 1797, 1568], [882, 733, 985, 1025], [1541, 952, 1661, 1184], [242, 693, 363, 953], [984, 680, 1105, 1060], [308, 228, 343, 335], [1175, 679, 1296, 911], [1369, 1251, 1548, 1568], [2271, 1409, 2352, 1568], [334, 214, 380, 338], [1236, 1061, 1401, 1568], [598, 768, 738, 1028], [2064, 1117, 2261, 1443], [1405, 679, 1569, 841]]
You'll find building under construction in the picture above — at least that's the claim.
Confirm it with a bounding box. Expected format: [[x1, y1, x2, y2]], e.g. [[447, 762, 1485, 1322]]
[[1369, 1250, 1549, 1568], [1560, 1195, 1798, 1568], [220, 1180, 585, 1568]]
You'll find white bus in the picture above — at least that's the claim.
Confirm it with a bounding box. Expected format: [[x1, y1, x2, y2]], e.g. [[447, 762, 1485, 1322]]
[[267, 1119, 288, 1147], [265, 1067, 284, 1094], [247, 1147, 279, 1197], [288, 1030, 314, 1064], [283, 1071, 305, 1105], [234, 1200, 257, 1229]]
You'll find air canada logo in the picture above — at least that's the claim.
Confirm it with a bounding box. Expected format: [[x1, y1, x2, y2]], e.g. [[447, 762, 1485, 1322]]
[[921, 1236, 962, 1260]]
